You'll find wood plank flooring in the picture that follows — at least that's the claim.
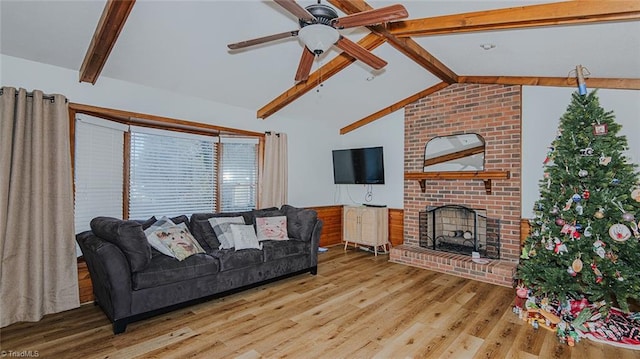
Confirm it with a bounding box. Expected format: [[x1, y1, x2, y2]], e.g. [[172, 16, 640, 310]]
[[1, 247, 638, 358]]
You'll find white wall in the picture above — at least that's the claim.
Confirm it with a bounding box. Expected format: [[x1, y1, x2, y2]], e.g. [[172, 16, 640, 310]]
[[0, 54, 345, 207], [4, 55, 637, 214], [522, 86, 640, 218]]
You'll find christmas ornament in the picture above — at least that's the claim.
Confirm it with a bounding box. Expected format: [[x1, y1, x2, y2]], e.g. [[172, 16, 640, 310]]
[[550, 205, 559, 215], [516, 286, 529, 299], [555, 218, 566, 226], [575, 204, 584, 216], [593, 239, 606, 258], [563, 197, 573, 211], [578, 169, 588, 177], [582, 189, 590, 200], [567, 266, 577, 276], [572, 257, 583, 273], [529, 248, 537, 257], [554, 238, 568, 254], [594, 208, 605, 219], [599, 155, 612, 166], [579, 148, 593, 156], [593, 123, 608, 136], [572, 230, 581, 240], [615, 271, 624, 281], [590, 263, 603, 283], [583, 222, 592, 237], [608, 223, 631, 242], [606, 251, 618, 264], [572, 194, 581, 202], [632, 188, 640, 202], [622, 212, 635, 222], [630, 221, 640, 238], [611, 178, 621, 185], [574, 223, 583, 232], [520, 246, 530, 259]]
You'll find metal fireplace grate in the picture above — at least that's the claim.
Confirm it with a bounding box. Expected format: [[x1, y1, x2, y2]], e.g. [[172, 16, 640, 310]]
[[419, 205, 500, 259]]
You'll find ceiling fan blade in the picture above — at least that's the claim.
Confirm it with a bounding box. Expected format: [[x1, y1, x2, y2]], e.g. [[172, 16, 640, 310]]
[[227, 30, 298, 50], [295, 47, 315, 82], [274, 0, 316, 22], [335, 36, 387, 70], [333, 4, 408, 29]]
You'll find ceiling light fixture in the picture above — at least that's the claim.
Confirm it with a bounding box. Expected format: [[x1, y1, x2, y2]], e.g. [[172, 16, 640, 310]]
[[480, 43, 496, 50], [298, 24, 340, 55]]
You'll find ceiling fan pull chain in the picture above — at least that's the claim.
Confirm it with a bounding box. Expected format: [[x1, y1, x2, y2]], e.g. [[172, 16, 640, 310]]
[[317, 56, 324, 93]]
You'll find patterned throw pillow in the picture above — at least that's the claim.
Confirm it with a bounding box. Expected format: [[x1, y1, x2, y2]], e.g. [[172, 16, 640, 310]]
[[144, 216, 177, 258], [230, 224, 262, 250], [255, 216, 288, 241], [153, 223, 205, 261], [208, 216, 245, 249]]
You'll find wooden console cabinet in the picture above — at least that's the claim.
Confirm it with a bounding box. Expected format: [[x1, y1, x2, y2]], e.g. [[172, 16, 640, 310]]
[[343, 205, 390, 256]]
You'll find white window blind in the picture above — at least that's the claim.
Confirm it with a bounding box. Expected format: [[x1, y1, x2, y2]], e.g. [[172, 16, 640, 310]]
[[219, 138, 258, 212], [128, 126, 217, 219], [74, 116, 126, 234]]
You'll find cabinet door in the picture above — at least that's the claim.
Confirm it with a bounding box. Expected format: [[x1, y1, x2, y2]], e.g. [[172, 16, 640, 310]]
[[359, 208, 379, 245], [343, 207, 361, 243]]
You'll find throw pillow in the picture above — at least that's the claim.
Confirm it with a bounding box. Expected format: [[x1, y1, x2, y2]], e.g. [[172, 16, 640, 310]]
[[152, 223, 205, 261], [256, 215, 288, 241], [230, 224, 262, 250], [144, 216, 177, 258], [208, 216, 245, 249], [212, 222, 237, 249]]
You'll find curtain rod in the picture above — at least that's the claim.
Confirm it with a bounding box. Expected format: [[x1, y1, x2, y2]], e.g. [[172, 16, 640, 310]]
[[0, 88, 67, 103]]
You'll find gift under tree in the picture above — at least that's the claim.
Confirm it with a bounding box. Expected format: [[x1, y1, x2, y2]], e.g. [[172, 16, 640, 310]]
[[516, 90, 640, 345]]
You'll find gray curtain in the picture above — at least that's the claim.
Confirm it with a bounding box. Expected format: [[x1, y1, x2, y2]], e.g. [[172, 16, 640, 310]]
[[260, 132, 288, 208], [0, 87, 79, 327]]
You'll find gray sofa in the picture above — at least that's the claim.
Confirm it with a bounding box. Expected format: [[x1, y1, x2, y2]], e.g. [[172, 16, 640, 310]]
[[76, 205, 322, 334]]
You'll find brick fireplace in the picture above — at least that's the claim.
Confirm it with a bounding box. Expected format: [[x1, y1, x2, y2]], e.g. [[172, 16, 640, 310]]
[[390, 83, 522, 287]]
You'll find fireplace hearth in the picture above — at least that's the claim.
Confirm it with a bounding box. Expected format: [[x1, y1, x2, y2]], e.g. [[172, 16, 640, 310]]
[[419, 205, 500, 259]]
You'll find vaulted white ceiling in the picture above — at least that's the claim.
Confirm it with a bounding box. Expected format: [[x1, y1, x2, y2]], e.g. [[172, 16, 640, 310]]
[[2, 1, 639, 128]]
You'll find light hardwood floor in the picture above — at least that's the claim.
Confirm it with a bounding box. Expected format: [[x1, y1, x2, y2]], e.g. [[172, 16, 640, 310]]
[[1, 248, 638, 358]]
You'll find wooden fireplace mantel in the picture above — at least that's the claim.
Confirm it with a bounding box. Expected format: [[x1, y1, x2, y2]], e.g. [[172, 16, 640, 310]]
[[405, 170, 511, 194]]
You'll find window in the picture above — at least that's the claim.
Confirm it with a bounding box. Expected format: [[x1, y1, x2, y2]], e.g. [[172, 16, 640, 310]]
[[74, 116, 126, 233], [128, 127, 218, 219], [74, 119, 260, 232], [219, 138, 259, 212]]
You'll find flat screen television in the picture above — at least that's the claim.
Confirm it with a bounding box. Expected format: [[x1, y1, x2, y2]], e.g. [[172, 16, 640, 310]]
[[332, 146, 385, 184]]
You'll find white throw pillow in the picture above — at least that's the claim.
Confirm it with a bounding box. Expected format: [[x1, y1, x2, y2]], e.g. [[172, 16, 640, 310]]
[[230, 224, 262, 250], [144, 216, 177, 257], [152, 223, 205, 261], [256, 216, 288, 241], [208, 216, 245, 249]]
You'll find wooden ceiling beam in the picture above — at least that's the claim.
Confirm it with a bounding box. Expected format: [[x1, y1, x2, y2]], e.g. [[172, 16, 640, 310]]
[[329, 0, 457, 83], [388, 1, 640, 37], [340, 82, 449, 135], [257, 32, 386, 120], [459, 76, 640, 90], [79, 0, 135, 84]]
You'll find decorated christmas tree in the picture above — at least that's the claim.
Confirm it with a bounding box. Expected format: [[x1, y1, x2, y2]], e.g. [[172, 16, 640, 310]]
[[516, 90, 640, 342]]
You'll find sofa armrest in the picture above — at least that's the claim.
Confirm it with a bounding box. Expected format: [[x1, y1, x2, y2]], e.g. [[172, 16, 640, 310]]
[[76, 231, 133, 321], [309, 219, 323, 267]]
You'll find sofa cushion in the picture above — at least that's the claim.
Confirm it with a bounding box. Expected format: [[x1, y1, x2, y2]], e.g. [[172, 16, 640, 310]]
[[261, 240, 309, 261], [250, 207, 282, 225], [153, 223, 205, 261], [132, 252, 219, 290], [208, 248, 264, 271], [256, 216, 288, 241], [90, 217, 152, 272], [281, 205, 318, 241], [230, 224, 262, 250]]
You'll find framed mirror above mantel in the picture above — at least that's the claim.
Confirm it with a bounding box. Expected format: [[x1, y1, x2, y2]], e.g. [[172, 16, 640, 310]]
[[405, 133, 510, 194]]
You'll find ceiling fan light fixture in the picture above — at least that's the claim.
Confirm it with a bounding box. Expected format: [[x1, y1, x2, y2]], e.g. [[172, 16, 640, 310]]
[[298, 24, 339, 55]]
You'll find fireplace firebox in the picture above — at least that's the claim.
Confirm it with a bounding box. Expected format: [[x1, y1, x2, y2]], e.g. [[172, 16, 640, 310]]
[[419, 205, 500, 259]]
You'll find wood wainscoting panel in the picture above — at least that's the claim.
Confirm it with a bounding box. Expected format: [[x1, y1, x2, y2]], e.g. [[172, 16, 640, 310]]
[[389, 208, 404, 246], [520, 218, 531, 246], [308, 205, 343, 247], [77, 258, 94, 304]]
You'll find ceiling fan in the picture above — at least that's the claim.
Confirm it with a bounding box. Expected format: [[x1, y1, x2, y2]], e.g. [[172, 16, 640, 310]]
[[227, 0, 408, 82]]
